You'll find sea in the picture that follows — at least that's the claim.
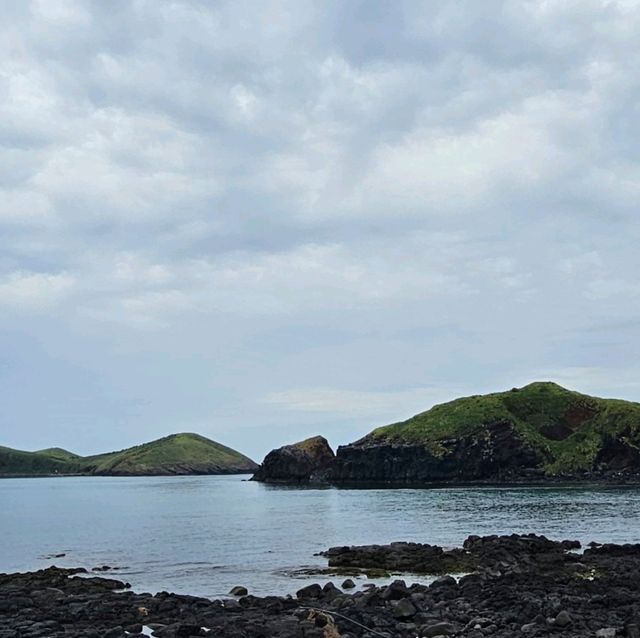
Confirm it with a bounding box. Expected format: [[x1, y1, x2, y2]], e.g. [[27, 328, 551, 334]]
[[1, 475, 639, 598]]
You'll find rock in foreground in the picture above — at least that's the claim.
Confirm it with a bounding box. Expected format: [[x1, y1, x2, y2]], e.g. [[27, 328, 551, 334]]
[[2, 534, 640, 637]]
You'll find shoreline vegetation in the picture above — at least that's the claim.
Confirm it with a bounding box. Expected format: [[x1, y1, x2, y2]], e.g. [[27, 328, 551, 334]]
[[2, 533, 639, 637]]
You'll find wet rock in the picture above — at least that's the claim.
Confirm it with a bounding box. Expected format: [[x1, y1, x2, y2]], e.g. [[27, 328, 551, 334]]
[[430, 575, 457, 589], [92, 565, 113, 572], [2, 534, 640, 638], [627, 624, 640, 638], [554, 610, 573, 627], [381, 579, 410, 600], [229, 586, 248, 596], [321, 582, 341, 601], [421, 621, 456, 636], [296, 583, 323, 599], [341, 578, 356, 589], [391, 598, 416, 619]]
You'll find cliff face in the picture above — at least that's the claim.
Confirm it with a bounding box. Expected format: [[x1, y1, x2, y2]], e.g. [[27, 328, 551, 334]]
[[251, 436, 335, 483], [330, 382, 640, 485], [332, 420, 547, 485], [253, 383, 640, 486]]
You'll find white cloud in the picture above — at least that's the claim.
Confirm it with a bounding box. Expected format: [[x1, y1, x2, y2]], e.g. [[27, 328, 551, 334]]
[[0, 189, 54, 225], [100, 233, 530, 322], [80, 289, 191, 329], [264, 385, 466, 420], [1, 1, 640, 456], [585, 278, 640, 300], [0, 270, 75, 310], [559, 252, 603, 276], [342, 92, 586, 218], [30, 0, 90, 26]]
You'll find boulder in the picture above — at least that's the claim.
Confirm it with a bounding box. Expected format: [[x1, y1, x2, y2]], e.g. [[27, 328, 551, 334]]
[[554, 610, 572, 627], [421, 622, 456, 636], [391, 598, 417, 619], [251, 436, 335, 484], [296, 583, 323, 599]]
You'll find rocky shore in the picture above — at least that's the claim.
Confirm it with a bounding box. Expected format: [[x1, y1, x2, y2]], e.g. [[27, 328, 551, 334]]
[[2, 534, 640, 638]]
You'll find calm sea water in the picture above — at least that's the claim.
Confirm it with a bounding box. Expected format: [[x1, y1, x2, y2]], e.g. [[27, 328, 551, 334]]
[[1, 476, 639, 598]]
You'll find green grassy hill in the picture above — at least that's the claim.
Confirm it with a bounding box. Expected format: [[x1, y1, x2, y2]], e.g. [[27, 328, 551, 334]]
[[0, 446, 80, 475], [80, 433, 258, 475], [0, 433, 257, 477], [365, 381, 640, 474], [36, 448, 81, 462]]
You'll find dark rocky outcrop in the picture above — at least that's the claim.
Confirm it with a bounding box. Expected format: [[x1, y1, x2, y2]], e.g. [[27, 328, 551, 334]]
[[332, 419, 547, 486], [322, 533, 582, 576], [253, 383, 640, 486], [251, 436, 335, 484], [2, 534, 640, 637]]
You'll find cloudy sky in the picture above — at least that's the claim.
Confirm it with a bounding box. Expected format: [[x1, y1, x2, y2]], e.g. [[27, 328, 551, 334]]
[[2, 0, 640, 460]]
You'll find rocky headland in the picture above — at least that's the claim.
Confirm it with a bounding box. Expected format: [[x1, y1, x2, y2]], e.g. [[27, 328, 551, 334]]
[[252, 382, 640, 486], [250, 436, 335, 484], [2, 534, 640, 637]]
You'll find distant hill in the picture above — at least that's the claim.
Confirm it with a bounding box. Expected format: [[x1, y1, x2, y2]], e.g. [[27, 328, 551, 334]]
[[0, 446, 76, 476], [0, 433, 258, 477], [80, 433, 258, 476], [36, 448, 81, 462]]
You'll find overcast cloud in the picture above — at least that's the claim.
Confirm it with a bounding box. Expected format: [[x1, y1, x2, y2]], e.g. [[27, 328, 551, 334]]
[[2, 0, 640, 460]]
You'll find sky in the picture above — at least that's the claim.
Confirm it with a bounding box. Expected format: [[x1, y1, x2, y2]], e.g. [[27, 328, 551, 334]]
[[2, 0, 640, 461]]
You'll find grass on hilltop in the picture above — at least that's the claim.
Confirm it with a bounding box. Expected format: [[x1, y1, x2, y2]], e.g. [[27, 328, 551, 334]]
[[81, 433, 257, 474], [0, 433, 257, 476], [0, 446, 81, 475], [366, 382, 640, 474]]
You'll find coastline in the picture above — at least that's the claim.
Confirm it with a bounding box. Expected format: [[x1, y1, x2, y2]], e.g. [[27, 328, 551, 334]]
[[5, 471, 640, 488], [0, 471, 255, 479], [2, 534, 639, 638], [257, 476, 640, 489]]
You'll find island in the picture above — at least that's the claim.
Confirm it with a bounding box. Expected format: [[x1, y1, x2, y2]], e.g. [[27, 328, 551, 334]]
[[0, 433, 258, 477], [252, 382, 640, 485]]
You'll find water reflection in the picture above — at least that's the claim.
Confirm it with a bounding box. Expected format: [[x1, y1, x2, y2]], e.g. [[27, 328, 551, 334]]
[[1, 476, 638, 597]]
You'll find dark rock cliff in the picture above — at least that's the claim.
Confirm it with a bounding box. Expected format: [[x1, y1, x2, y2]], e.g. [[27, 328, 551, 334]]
[[251, 435, 336, 483], [252, 383, 640, 486], [331, 420, 547, 485]]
